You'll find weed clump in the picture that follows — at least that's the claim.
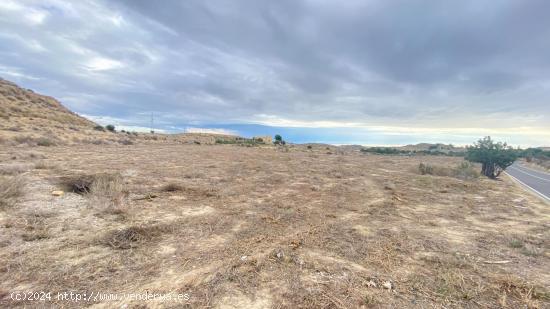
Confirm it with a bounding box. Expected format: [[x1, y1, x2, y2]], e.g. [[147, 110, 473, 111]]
[[59, 173, 127, 211], [36, 137, 56, 147], [419, 163, 434, 175], [452, 161, 479, 180], [103, 226, 147, 249], [101, 224, 168, 249], [0, 176, 25, 209]]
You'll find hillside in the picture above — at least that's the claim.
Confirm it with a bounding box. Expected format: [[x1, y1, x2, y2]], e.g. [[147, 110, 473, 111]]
[[0, 78, 95, 129], [0, 78, 108, 145], [0, 78, 248, 147]]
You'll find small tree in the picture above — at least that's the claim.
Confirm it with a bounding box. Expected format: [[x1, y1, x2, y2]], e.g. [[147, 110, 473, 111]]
[[274, 134, 284, 145], [105, 124, 116, 132], [465, 136, 517, 179]]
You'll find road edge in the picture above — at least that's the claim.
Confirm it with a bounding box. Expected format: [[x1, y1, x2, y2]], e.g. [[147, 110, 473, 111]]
[[504, 171, 550, 203]]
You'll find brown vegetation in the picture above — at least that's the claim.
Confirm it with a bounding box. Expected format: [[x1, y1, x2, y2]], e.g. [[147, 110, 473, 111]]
[[0, 175, 25, 209], [0, 78, 242, 147], [0, 144, 548, 308]]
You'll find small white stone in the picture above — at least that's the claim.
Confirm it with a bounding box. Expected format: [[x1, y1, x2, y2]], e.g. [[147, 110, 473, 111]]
[[51, 190, 64, 196]]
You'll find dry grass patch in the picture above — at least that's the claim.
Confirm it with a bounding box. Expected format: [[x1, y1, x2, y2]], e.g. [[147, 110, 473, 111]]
[[496, 275, 550, 308], [100, 223, 173, 249], [59, 172, 128, 213], [0, 144, 548, 308], [0, 175, 25, 209], [59, 173, 125, 196], [21, 213, 50, 242], [33, 161, 56, 170], [418, 161, 479, 180], [0, 163, 29, 175]]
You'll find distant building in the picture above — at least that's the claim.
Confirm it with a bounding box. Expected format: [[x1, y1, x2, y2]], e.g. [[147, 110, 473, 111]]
[[253, 136, 273, 144]]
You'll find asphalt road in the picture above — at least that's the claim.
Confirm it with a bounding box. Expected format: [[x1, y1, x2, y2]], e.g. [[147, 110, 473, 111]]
[[506, 162, 550, 201]]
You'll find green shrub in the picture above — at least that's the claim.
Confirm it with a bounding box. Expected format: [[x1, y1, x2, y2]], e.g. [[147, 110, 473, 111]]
[[105, 124, 116, 132], [36, 137, 56, 147], [465, 136, 517, 179]]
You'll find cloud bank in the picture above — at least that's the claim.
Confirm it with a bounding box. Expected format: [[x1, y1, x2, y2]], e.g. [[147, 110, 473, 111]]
[[1, 0, 549, 145]]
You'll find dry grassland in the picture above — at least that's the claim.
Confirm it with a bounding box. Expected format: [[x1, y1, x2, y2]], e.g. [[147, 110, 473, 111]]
[[0, 144, 549, 308]]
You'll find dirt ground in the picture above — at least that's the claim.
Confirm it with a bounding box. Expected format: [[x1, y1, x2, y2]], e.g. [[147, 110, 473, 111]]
[[0, 144, 549, 308]]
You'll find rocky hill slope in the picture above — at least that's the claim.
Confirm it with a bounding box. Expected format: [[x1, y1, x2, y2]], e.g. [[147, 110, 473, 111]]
[[0, 78, 244, 146], [0, 78, 107, 145]]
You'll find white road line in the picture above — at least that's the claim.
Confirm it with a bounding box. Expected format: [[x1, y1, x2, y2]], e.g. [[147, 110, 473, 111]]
[[515, 163, 550, 177], [508, 166, 550, 182], [505, 171, 550, 202]]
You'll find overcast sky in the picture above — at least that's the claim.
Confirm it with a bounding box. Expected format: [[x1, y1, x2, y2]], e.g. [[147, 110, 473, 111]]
[[1, 0, 549, 146]]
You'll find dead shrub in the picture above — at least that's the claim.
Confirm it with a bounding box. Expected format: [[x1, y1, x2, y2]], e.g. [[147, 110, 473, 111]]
[[21, 213, 49, 241], [60, 175, 96, 194], [496, 275, 550, 307], [0, 176, 25, 209], [103, 226, 147, 249], [59, 173, 128, 210], [88, 173, 128, 211], [36, 137, 56, 147], [89, 173, 125, 197], [101, 224, 167, 249]]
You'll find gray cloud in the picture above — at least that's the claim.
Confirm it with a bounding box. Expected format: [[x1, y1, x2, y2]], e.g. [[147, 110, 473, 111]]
[[1, 0, 549, 136]]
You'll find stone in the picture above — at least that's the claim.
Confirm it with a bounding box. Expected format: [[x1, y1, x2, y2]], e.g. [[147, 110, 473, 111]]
[[52, 190, 64, 196]]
